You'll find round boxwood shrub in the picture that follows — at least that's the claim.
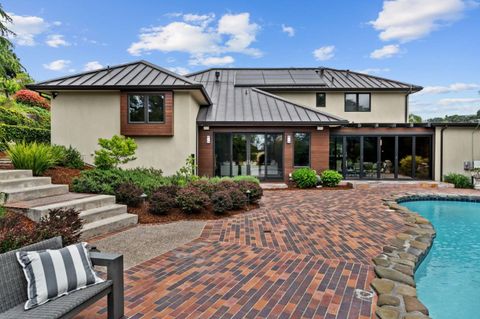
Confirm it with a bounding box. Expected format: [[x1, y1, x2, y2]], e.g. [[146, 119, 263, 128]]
[[175, 186, 210, 213], [115, 182, 144, 207], [291, 167, 317, 188], [443, 173, 473, 189], [149, 191, 175, 215], [229, 188, 248, 209], [320, 170, 343, 187], [189, 180, 216, 197], [211, 190, 233, 214], [154, 185, 180, 198], [236, 181, 263, 204]]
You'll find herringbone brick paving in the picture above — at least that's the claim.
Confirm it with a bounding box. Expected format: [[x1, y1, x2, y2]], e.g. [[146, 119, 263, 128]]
[[76, 187, 478, 318]]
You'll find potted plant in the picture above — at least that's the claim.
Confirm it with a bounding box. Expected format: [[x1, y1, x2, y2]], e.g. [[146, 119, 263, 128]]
[[472, 168, 480, 190]]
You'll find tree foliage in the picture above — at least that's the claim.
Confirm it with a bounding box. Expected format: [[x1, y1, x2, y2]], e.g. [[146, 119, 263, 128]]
[[408, 113, 422, 123], [94, 135, 137, 169], [426, 110, 480, 123]]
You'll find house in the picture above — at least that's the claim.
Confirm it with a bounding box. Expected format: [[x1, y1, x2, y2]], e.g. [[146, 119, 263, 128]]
[[28, 60, 480, 182]]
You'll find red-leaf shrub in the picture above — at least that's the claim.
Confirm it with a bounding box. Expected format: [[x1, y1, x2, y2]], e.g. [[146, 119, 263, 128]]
[[36, 208, 82, 246], [211, 190, 233, 214], [189, 180, 215, 197], [13, 89, 50, 110], [115, 182, 144, 207], [153, 185, 180, 197], [236, 181, 263, 204], [175, 186, 209, 213], [229, 188, 248, 209], [149, 191, 175, 215], [0, 212, 36, 253]]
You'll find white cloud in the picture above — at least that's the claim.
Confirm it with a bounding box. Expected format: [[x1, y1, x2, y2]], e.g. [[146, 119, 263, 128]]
[[356, 68, 391, 75], [43, 59, 71, 71], [189, 55, 234, 66], [167, 66, 190, 75], [313, 45, 335, 61], [438, 98, 480, 106], [370, 44, 400, 59], [84, 61, 103, 71], [128, 12, 261, 60], [370, 0, 477, 42], [46, 34, 69, 47], [410, 97, 480, 118], [281, 24, 295, 37], [5, 12, 49, 46], [419, 83, 480, 94]]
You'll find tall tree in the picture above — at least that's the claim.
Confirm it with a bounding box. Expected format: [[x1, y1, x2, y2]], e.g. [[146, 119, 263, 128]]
[[408, 113, 422, 123]]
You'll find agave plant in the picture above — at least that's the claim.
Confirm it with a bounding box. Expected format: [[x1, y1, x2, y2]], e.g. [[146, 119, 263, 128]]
[[6, 141, 62, 176]]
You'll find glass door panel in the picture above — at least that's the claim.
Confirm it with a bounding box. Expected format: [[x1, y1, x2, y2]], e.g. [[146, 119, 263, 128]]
[[215, 133, 231, 177], [232, 134, 248, 176], [329, 136, 344, 175], [249, 134, 265, 178], [266, 134, 283, 178], [362, 137, 378, 179], [398, 137, 414, 179], [380, 137, 396, 179], [415, 136, 432, 179], [346, 136, 361, 179]]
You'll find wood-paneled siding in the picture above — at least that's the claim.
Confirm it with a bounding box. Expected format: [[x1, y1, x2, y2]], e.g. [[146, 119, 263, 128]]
[[120, 91, 174, 136], [197, 126, 330, 181]]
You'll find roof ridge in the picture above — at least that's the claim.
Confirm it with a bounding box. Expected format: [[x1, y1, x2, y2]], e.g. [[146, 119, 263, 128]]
[[251, 88, 347, 122]]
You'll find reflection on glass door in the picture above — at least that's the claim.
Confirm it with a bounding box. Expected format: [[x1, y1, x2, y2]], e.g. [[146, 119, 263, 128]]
[[215, 133, 231, 177], [362, 137, 378, 178], [266, 134, 283, 178], [249, 134, 265, 178], [380, 137, 396, 179], [232, 134, 248, 176], [398, 137, 414, 179], [346, 137, 361, 178], [415, 136, 431, 179]]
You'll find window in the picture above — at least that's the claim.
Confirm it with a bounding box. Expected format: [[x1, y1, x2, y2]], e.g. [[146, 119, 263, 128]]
[[294, 133, 310, 167], [316, 93, 326, 107], [345, 93, 370, 112], [128, 94, 165, 123]]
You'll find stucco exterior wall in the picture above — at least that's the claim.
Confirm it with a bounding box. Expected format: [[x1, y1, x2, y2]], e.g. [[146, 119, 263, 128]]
[[434, 126, 480, 180], [51, 91, 200, 176], [273, 91, 408, 123]]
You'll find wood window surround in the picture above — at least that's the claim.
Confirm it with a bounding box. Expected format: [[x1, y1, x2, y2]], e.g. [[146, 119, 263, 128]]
[[120, 91, 173, 136]]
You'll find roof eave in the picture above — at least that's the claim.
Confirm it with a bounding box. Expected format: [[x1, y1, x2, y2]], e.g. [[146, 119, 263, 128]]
[[197, 120, 350, 127]]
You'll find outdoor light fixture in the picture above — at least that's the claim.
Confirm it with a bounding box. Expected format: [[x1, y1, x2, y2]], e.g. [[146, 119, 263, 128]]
[[206, 135, 211, 144], [317, 126, 324, 131], [286, 135, 292, 144], [203, 126, 210, 130]]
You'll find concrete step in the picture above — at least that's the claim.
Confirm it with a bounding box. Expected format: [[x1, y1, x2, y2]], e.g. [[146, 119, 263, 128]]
[[0, 170, 32, 180], [5, 184, 69, 204], [81, 213, 138, 239], [26, 194, 116, 222], [80, 204, 128, 224], [0, 177, 51, 191]]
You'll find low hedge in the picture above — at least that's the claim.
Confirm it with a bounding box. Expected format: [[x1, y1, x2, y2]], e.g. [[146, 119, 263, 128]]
[[0, 124, 50, 151], [292, 167, 318, 188]]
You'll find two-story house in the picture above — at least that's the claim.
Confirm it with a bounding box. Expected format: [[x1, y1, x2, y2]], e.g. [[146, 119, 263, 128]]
[[28, 61, 480, 182]]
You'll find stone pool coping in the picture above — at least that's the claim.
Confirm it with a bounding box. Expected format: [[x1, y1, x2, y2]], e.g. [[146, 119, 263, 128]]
[[372, 193, 480, 319]]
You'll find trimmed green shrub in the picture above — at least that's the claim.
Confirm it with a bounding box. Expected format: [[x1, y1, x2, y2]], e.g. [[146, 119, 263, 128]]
[[320, 170, 343, 187], [292, 167, 317, 188], [6, 142, 61, 176], [149, 191, 175, 215], [232, 175, 260, 184], [0, 124, 50, 151], [94, 135, 137, 169], [115, 182, 144, 207], [236, 181, 263, 204], [0, 107, 35, 126], [443, 173, 473, 189], [176, 186, 209, 213], [211, 190, 233, 214], [229, 188, 248, 209]]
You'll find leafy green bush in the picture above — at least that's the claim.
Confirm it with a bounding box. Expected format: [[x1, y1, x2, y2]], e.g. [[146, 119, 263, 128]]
[[292, 167, 318, 188], [148, 191, 175, 215], [94, 135, 137, 169], [0, 107, 35, 126], [229, 188, 248, 209], [53, 145, 84, 169], [236, 181, 263, 204], [232, 175, 260, 184], [175, 186, 209, 213], [211, 190, 233, 214], [443, 173, 473, 189], [6, 142, 61, 175], [320, 170, 343, 187], [0, 124, 50, 151], [115, 182, 144, 207]]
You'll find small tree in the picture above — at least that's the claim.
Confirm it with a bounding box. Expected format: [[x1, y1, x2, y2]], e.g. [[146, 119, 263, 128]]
[[408, 113, 422, 123], [94, 135, 137, 169]]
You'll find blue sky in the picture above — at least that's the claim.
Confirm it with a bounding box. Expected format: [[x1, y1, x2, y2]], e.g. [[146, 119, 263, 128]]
[[3, 0, 479, 119]]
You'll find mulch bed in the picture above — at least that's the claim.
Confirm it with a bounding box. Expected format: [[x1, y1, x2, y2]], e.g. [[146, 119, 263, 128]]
[[129, 203, 259, 224], [43, 166, 91, 190]]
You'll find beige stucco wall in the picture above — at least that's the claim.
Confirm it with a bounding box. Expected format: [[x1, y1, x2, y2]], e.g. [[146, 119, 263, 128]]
[[273, 91, 408, 123], [51, 91, 199, 176], [434, 127, 480, 180]]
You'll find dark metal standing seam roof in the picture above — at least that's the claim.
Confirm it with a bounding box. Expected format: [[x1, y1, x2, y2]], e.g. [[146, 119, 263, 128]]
[[191, 69, 347, 125]]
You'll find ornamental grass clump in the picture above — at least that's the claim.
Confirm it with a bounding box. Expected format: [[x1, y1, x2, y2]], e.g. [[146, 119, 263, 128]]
[[7, 141, 62, 176]]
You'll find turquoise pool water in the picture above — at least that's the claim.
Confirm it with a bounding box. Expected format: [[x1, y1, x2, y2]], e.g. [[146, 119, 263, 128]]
[[401, 200, 480, 319]]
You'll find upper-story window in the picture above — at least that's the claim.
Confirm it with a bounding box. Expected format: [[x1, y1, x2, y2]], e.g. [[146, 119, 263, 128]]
[[345, 93, 370, 112], [128, 94, 165, 123], [316, 93, 326, 107]]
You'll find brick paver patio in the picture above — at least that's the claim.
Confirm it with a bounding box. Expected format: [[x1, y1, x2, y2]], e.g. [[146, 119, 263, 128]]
[[76, 187, 477, 319]]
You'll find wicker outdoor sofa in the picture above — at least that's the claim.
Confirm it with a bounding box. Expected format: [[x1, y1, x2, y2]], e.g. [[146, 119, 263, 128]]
[[0, 237, 124, 319]]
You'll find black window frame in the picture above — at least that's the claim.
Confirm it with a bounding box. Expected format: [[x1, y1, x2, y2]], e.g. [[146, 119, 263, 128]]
[[127, 93, 165, 124], [344, 93, 371, 112], [316, 92, 326, 107], [293, 132, 311, 167]]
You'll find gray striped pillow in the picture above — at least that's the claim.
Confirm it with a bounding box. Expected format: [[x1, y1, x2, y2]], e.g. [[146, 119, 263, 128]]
[[16, 242, 104, 310]]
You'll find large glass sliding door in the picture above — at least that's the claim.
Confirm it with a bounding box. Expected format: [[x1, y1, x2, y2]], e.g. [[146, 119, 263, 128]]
[[330, 134, 433, 180], [214, 133, 283, 179]]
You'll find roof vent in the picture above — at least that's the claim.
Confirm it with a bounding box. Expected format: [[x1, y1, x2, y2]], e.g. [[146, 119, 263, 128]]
[[215, 71, 220, 82], [346, 69, 350, 77]]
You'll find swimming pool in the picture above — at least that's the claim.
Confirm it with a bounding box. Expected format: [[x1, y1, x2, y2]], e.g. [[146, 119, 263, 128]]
[[400, 200, 480, 319]]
